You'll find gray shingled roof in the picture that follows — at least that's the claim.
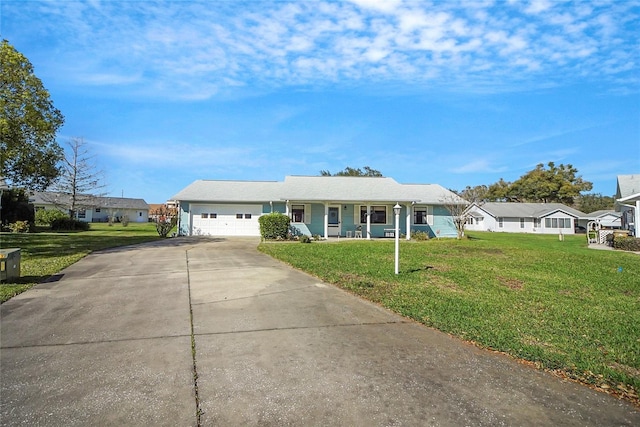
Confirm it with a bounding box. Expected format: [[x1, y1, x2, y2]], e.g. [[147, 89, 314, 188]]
[[170, 180, 284, 202], [474, 202, 586, 218], [32, 192, 149, 210], [617, 174, 640, 200], [583, 210, 621, 219], [171, 176, 462, 204]]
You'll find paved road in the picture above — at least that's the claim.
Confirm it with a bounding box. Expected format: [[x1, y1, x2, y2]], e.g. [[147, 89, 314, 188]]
[[1, 237, 638, 426]]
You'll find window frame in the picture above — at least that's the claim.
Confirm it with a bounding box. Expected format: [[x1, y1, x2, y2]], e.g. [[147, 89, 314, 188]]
[[360, 205, 388, 225], [413, 205, 433, 225]]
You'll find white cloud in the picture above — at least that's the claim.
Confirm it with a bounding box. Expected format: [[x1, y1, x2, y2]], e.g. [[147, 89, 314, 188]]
[[450, 159, 507, 174], [4, 0, 638, 99]]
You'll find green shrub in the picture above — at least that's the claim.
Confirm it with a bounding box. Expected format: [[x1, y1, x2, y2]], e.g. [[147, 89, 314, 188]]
[[258, 212, 290, 240], [412, 230, 430, 240], [51, 218, 91, 231], [299, 235, 312, 243], [8, 220, 30, 233], [613, 236, 640, 252], [35, 209, 69, 226]]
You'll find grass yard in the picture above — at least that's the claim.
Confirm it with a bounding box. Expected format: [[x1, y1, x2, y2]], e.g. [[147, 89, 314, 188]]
[[259, 232, 640, 403], [0, 222, 164, 303]]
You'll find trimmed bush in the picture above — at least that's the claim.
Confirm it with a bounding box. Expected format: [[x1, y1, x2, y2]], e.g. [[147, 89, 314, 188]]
[[50, 218, 91, 231], [258, 212, 290, 240], [35, 209, 69, 226], [613, 236, 640, 252]]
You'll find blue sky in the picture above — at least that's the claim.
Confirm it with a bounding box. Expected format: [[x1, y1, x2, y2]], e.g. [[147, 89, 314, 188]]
[[2, 0, 639, 203]]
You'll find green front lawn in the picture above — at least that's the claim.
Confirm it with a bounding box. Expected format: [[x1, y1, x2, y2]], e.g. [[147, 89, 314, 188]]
[[259, 232, 640, 403], [1, 222, 163, 303]]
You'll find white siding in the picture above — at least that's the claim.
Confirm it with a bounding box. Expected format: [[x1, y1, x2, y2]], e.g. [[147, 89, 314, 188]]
[[190, 204, 262, 236]]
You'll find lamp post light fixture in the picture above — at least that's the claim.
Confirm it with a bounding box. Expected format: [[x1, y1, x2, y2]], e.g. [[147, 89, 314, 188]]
[[393, 203, 401, 275]]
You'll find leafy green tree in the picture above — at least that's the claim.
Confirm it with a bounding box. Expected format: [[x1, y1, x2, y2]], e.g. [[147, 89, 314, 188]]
[[0, 188, 34, 227], [458, 185, 489, 203], [484, 163, 592, 204], [485, 178, 515, 202], [575, 193, 615, 213], [509, 162, 592, 204], [320, 166, 383, 177], [0, 40, 64, 190]]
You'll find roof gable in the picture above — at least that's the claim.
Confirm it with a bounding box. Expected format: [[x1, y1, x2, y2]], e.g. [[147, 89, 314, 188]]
[[616, 174, 640, 199]]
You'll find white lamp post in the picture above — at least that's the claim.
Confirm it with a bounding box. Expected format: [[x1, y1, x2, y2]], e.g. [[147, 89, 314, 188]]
[[393, 203, 401, 275]]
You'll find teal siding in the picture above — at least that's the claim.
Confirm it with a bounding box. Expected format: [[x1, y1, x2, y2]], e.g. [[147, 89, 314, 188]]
[[262, 202, 287, 214], [307, 204, 326, 236], [432, 205, 457, 237], [178, 201, 458, 239]]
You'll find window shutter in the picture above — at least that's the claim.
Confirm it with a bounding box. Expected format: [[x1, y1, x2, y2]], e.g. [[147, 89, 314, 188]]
[[304, 204, 311, 224]]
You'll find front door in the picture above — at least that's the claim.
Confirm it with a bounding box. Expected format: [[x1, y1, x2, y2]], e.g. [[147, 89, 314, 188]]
[[328, 206, 341, 237]]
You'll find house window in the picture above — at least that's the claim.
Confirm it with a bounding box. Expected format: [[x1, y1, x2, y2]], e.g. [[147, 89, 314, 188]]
[[236, 214, 243, 219], [498, 217, 503, 228], [139, 212, 142, 217], [211, 213, 217, 219], [545, 218, 572, 228], [95, 208, 101, 213], [361, 206, 387, 224], [534, 218, 541, 228], [245, 214, 252, 219], [291, 205, 305, 223], [414, 206, 432, 225], [77, 209, 86, 219], [202, 213, 209, 219], [520, 218, 525, 228], [466, 217, 474, 225]]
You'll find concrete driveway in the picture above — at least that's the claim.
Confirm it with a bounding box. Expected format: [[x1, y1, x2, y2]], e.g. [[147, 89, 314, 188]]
[[1, 237, 638, 426]]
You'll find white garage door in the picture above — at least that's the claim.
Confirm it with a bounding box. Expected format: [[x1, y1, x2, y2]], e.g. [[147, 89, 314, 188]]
[[191, 204, 262, 236]]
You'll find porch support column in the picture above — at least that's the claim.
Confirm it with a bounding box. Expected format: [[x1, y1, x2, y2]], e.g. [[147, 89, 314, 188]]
[[635, 200, 640, 237], [405, 203, 412, 240], [366, 204, 371, 240], [285, 200, 290, 216], [324, 202, 329, 239]]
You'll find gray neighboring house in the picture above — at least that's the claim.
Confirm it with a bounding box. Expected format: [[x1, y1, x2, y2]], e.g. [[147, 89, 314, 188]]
[[581, 210, 622, 229], [464, 202, 586, 234], [615, 174, 640, 237], [32, 192, 150, 223], [171, 175, 465, 239]]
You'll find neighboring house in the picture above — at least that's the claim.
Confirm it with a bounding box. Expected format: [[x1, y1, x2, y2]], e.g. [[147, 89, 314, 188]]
[[615, 174, 640, 238], [170, 176, 465, 239], [464, 202, 586, 234], [32, 192, 150, 223], [581, 210, 622, 229]]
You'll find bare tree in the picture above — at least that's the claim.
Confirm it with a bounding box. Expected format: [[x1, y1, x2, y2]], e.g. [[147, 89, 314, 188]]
[[440, 193, 470, 239], [46, 137, 105, 219]]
